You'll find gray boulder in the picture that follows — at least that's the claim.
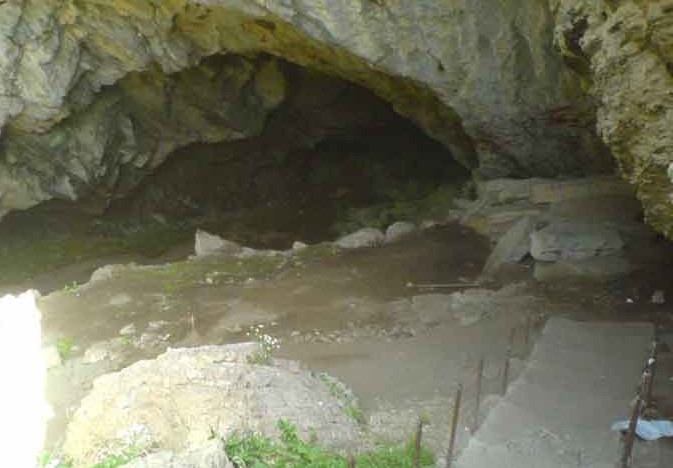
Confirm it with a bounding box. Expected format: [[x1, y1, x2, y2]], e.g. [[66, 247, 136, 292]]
[[63, 343, 361, 467], [194, 229, 242, 257], [384, 221, 418, 244], [530, 223, 624, 262], [335, 228, 385, 249]]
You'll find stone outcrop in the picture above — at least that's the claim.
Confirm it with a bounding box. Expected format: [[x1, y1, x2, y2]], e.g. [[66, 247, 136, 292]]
[[0, 0, 670, 236], [63, 343, 361, 467], [0, 0, 609, 219], [553, 0, 673, 237]]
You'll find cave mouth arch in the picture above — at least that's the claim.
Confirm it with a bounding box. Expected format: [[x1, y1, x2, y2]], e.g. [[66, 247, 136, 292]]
[[0, 54, 470, 286], [103, 55, 470, 249]]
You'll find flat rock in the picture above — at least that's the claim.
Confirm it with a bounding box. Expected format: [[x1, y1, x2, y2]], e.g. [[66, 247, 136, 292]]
[[194, 229, 242, 257], [481, 216, 536, 277], [476, 179, 532, 205], [334, 228, 384, 249], [529, 176, 633, 204], [530, 223, 624, 262], [457, 317, 654, 468]]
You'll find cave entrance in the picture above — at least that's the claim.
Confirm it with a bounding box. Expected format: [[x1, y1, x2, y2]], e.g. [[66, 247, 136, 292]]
[[0, 55, 470, 287], [104, 57, 470, 249]]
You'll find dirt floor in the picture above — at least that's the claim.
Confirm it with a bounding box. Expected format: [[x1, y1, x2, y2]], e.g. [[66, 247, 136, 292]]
[[5, 220, 663, 465]]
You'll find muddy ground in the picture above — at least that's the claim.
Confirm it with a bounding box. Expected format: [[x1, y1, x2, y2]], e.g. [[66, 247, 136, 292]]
[[10, 220, 669, 462]]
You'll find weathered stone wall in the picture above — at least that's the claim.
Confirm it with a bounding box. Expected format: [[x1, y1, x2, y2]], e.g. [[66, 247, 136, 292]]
[[554, 0, 673, 237], [7, 0, 670, 241], [0, 0, 610, 219]]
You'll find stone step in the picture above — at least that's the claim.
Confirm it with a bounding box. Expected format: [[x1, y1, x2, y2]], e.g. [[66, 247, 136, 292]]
[[456, 317, 655, 468]]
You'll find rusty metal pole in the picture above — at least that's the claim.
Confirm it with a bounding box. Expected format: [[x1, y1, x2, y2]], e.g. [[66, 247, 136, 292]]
[[642, 362, 654, 412], [620, 363, 652, 468], [644, 339, 657, 411], [501, 328, 516, 395], [620, 390, 642, 468], [446, 383, 463, 468], [472, 357, 484, 433], [348, 453, 356, 468]]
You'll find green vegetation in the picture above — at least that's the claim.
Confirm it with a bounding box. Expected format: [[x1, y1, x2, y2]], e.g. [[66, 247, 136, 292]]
[[56, 336, 75, 360], [0, 224, 192, 285], [62, 281, 80, 294], [291, 242, 340, 262], [90, 447, 139, 468], [38, 451, 71, 468], [224, 419, 434, 468], [38, 446, 139, 468], [40, 420, 432, 468], [246, 325, 281, 365], [124, 253, 287, 295], [319, 373, 365, 425]]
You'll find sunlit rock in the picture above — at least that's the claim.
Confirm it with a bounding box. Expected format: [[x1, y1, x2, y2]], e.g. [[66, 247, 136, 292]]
[[63, 344, 360, 467], [335, 227, 385, 249], [194, 229, 242, 257], [0, 290, 49, 468]]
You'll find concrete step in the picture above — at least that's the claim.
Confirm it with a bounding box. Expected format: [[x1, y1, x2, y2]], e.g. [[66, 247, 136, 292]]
[[456, 317, 659, 468]]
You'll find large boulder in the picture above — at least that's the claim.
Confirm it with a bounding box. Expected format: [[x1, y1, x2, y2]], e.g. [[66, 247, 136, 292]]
[[194, 229, 242, 257], [384, 221, 418, 244], [335, 228, 385, 249], [63, 343, 361, 467], [530, 222, 624, 262]]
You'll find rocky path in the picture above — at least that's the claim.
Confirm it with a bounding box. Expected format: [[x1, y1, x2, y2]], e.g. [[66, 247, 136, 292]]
[[456, 317, 670, 468]]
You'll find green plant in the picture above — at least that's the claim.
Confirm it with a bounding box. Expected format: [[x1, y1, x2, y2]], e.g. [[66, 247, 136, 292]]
[[344, 404, 365, 425], [56, 336, 75, 360], [224, 419, 434, 467], [90, 446, 140, 468], [246, 325, 280, 365], [319, 373, 365, 425], [37, 451, 72, 468], [62, 281, 79, 294]]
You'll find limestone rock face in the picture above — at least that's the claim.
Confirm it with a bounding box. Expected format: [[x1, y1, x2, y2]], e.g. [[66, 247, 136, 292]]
[[63, 343, 361, 467], [553, 0, 673, 237], [0, 0, 608, 219], [0, 54, 284, 216]]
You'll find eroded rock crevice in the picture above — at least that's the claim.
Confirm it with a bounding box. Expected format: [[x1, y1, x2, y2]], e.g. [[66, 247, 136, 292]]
[[553, 0, 673, 237]]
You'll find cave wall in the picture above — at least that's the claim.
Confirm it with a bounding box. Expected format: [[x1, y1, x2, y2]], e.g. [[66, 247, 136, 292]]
[[0, 0, 666, 234], [554, 0, 673, 238]]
